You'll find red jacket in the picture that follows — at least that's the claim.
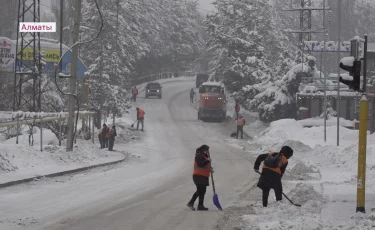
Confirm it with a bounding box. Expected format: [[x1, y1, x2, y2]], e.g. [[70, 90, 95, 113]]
[[235, 104, 240, 112]]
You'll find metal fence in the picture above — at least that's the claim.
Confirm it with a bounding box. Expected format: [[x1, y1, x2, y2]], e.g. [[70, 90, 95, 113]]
[[0, 111, 95, 151], [132, 72, 177, 86]]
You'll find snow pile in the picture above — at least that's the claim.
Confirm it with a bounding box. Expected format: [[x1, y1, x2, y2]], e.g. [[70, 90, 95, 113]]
[[0, 128, 125, 184], [284, 161, 319, 181], [0, 152, 18, 173], [242, 185, 324, 230], [237, 118, 375, 229], [288, 183, 323, 205], [251, 119, 357, 149]]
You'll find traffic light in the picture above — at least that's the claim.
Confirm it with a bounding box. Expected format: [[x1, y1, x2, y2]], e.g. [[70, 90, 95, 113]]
[[339, 58, 361, 91]]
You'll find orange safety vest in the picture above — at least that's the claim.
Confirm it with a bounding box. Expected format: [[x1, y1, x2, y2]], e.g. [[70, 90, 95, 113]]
[[132, 88, 138, 95], [138, 109, 145, 118], [262, 152, 288, 175], [237, 118, 245, 126], [193, 154, 211, 177]]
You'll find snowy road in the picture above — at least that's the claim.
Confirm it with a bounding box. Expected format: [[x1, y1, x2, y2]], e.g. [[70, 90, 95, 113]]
[[0, 79, 257, 230]]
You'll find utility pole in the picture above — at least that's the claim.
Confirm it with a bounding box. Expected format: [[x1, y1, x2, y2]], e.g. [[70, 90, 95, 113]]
[[113, 0, 120, 125], [60, 0, 63, 72], [321, 0, 327, 142], [336, 0, 341, 147], [66, 0, 82, 151]]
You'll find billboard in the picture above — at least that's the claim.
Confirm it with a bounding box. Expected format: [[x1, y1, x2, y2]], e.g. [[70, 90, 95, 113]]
[[0, 37, 16, 73], [1, 36, 87, 78], [302, 41, 351, 52]]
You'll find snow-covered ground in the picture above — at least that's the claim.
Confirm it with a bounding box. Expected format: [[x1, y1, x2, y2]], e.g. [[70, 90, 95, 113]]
[[299, 116, 354, 128], [0, 123, 131, 185], [0, 76, 190, 187], [219, 118, 375, 229]]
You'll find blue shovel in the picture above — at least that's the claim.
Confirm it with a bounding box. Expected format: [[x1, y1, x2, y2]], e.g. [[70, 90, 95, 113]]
[[208, 152, 223, 211]]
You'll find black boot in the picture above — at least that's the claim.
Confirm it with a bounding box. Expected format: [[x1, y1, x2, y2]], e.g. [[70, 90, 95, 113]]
[[187, 202, 195, 211], [197, 205, 208, 211]]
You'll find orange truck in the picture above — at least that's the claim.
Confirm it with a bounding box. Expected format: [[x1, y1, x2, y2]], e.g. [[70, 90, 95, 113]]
[[198, 82, 227, 121]]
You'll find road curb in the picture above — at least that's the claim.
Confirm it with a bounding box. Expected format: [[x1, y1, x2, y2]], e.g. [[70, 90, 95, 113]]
[[0, 157, 126, 189]]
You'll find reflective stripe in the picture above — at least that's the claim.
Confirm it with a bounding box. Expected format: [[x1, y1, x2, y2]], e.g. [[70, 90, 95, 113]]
[[262, 152, 288, 175], [193, 154, 211, 177], [194, 166, 211, 172]]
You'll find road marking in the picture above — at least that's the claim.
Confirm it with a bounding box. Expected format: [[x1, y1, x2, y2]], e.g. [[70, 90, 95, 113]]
[[154, 190, 169, 198], [105, 208, 126, 216], [105, 200, 149, 216], [172, 181, 190, 190]]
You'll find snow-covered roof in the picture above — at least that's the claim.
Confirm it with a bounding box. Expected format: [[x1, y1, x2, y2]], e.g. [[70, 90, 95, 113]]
[[202, 81, 223, 87]]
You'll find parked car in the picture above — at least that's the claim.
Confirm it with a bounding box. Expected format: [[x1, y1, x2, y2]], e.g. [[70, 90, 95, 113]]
[[145, 82, 162, 98]]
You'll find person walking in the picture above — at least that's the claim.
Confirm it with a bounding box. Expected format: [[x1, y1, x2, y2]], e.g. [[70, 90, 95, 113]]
[[108, 125, 117, 151], [254, 146, 294, 207], [234, 100, 240, 119], [236, 116, 246, 139], [190, 88, 196, 103], [187, 144, 213, 211], [101, 124, 110, 148], [136, 107, 145, 131], [132, 86, 138, 102], [98, 130, 103, 149]]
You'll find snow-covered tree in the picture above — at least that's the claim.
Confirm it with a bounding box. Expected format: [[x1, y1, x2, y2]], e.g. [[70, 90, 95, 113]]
[[204, 0, 299, 122]]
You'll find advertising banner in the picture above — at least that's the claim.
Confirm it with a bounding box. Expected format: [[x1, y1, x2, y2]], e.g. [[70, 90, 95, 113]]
[[0, 37, 16, 73]]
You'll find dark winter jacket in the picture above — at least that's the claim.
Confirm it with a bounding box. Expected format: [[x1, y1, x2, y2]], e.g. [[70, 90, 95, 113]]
[[109, 129, 117, 140], [254, 153, 288, 190], [193, 152, 210, 186], [190, 90, 195, 97], [102, 127, 109, 140]]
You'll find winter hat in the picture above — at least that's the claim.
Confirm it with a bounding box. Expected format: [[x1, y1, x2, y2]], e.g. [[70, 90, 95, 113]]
[[136, 107, 139, 110], [199, 144, 209, 152], [280, 146, 293, 159]]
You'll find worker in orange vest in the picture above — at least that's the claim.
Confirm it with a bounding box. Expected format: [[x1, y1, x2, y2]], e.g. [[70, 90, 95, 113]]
[[132, 86, 138, 102], [136, 107, 145, 131], [187, 144, 213, 211], [234, 100, 240, 119], [236, 116, 246, 139], [254, 146, 293, 207]]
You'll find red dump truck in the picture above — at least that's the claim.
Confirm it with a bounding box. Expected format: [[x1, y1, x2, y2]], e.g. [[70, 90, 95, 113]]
[[198, 82, 227, 121]]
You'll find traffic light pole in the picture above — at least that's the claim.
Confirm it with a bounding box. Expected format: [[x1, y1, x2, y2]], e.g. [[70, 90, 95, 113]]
[[363, 35, 368, 92], [356, 35, 368, 213]]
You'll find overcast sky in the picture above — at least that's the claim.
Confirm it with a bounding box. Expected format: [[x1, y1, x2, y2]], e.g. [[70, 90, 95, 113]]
[[198, 0, 216, 14]]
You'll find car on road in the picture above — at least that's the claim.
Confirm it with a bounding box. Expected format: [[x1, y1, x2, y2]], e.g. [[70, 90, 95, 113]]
[[145, 82, 162, 98]]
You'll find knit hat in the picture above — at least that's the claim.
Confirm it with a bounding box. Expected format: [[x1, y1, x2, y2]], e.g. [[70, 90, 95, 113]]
[[280, 146, 293, 159], [197, 144, 209, 152]]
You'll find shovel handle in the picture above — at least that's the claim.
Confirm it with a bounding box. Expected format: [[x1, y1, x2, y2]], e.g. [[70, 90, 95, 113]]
[[207, 151, 216, 194]]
